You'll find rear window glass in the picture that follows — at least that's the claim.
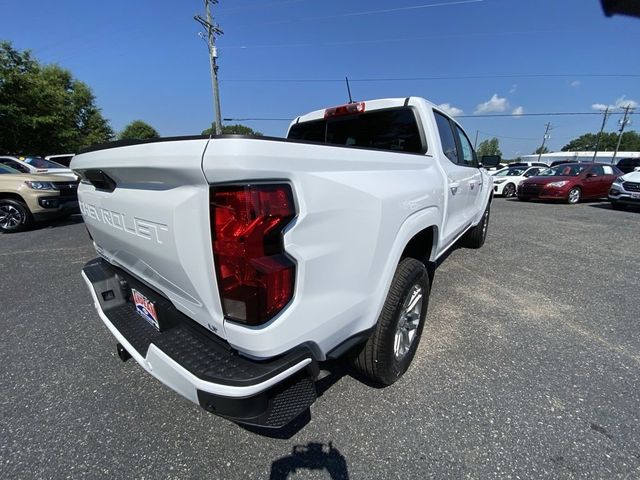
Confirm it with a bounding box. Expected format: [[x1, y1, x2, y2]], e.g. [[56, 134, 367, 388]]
[[288, 107, 424, 154]]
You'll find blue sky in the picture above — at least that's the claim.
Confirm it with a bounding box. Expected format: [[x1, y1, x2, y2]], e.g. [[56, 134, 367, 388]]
[[2, 0, 639, 157]]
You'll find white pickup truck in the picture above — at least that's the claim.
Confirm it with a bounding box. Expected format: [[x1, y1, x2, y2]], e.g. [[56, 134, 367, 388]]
[[73, 97, 497, 428]]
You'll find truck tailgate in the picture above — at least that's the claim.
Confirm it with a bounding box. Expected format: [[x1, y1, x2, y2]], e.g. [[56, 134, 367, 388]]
[[72, 139, 227, 339]]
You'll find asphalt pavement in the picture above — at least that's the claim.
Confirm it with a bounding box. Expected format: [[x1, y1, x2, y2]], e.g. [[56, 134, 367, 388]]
[[1, 198, 639, 479]]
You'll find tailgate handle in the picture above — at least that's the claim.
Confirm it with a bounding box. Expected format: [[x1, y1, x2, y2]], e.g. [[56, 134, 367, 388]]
[[82, 169, 117, 192]]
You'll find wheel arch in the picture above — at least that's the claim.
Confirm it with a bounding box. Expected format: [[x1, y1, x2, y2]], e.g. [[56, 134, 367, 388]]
[[400, 225, 439, 288], [0, 192, 28, 204]]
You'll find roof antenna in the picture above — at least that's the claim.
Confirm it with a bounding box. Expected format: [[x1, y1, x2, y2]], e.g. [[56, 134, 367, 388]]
[[345, 76, 354, 104]]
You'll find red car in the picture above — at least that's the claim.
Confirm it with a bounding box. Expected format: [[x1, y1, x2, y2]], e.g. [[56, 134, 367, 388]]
[[517, 163, 623, 204]]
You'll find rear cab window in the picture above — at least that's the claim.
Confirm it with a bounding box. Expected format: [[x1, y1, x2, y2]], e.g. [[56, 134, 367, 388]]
[[288, 106, 425, 154]]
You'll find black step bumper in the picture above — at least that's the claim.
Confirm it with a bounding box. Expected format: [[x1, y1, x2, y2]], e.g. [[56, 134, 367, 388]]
[[82, 258, 318, 428]]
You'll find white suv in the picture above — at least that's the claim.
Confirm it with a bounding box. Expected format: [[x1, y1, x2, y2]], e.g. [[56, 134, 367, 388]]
[[609, 170, 640, 209]]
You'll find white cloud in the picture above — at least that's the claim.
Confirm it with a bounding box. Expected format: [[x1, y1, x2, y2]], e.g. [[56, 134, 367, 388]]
[[436, 103, 464, 117], [569, 80, 581, 87], [512, 106, 524, 117], [509, 84, 517, 94], [474, 94, 509, 114], [615, 96, 638, 109], [592, 96, 638, 111]]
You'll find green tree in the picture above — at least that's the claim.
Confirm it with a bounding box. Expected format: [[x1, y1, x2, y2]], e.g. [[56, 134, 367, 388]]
[[118, 120, 159, 141], [476, 137, 502, 158], [534, 146, 550, 154], [0, 41, 113, 154], [201, 123, 263, 136], [561, 131, 640, 151]]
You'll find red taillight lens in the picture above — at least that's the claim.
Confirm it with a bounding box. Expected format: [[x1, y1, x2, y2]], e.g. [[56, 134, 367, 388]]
[[211, 184, 296, 326]]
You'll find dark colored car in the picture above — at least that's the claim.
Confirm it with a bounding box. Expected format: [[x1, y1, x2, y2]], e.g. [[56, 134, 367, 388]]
[[517, 163, 623, 204], [509, 162, 549, 168], [616, 157, 640, 174]]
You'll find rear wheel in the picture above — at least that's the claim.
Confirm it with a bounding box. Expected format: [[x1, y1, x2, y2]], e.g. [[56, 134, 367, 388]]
[[352, 258, 430, 386], [502, 183, 516, 198], [461, 203, 490, 249], [567, 187, 581, 204], [0, 199, 31, 233]]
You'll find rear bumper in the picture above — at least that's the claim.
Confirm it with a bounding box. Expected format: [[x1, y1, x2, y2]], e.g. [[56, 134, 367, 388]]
[[82, 258, 318, 428]]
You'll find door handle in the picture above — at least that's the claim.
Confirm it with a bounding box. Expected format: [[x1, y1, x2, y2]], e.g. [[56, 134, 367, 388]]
[[449, 182, 460, 195]]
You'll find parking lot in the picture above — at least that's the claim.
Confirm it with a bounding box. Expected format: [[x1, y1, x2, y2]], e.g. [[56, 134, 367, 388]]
[[1, 198, 639, 479]]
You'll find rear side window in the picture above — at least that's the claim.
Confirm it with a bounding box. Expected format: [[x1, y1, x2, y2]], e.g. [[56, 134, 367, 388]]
[[454, 124, 476, 167], [591, 165, 604, 176], [602, 165, 613, 175], [434, 112, 459, 163], [288, 107, 424, 154]]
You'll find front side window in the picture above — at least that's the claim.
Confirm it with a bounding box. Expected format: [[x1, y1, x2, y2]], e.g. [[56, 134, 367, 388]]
[[0, 164, 20, 174], [539, 165, 586, 177], [0, 159, 29, 173], [434, 111, 458, 164]]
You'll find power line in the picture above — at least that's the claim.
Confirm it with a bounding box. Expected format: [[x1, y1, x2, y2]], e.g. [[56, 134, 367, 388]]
[[224, 111, 638, 122], [260, 0, 484, 25], [220, 73, 640, 83], [220, 28, 592, 50], [477, 131, 539, 141]]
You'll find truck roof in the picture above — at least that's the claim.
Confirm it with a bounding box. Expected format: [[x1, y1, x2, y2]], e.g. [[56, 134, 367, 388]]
[[291, 97, 439, 127]]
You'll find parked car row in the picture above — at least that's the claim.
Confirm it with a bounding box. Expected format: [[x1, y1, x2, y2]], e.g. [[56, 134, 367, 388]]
[[0, 155, 76, 179], [490, 161, 639, 210]]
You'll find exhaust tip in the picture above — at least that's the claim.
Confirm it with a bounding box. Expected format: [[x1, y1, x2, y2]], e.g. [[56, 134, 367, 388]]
[[117, 343, 132, 362]]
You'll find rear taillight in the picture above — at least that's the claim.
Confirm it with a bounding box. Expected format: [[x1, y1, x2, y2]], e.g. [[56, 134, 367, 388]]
[[211, 184, 296, 326]]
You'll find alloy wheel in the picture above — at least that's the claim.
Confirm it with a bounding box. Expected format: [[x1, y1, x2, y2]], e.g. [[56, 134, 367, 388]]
[[0, 204, 23, 230], [393, 284, 423, 360]]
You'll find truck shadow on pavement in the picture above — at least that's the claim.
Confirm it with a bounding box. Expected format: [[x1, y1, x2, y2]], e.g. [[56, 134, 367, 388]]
[[269, 442, 349, 480], [241, 249, 461, 441]]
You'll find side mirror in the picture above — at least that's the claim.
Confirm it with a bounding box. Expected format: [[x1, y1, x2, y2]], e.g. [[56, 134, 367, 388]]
[[480, 155, 501, 168]]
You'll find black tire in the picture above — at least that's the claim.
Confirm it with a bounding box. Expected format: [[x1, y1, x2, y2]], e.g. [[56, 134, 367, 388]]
[[503, 183, 516, 198], [461, 203, 490, 249], [352, 258, 430, 386], [0, 198, 31, 233], [567, 187, 581, 204]]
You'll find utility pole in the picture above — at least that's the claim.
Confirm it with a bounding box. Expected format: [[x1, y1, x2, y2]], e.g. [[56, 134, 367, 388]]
[[537, 122, 552, 163], [592, 107, 610, 162], [612, 106, 633, 164], [195, 0, 224, 135]]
